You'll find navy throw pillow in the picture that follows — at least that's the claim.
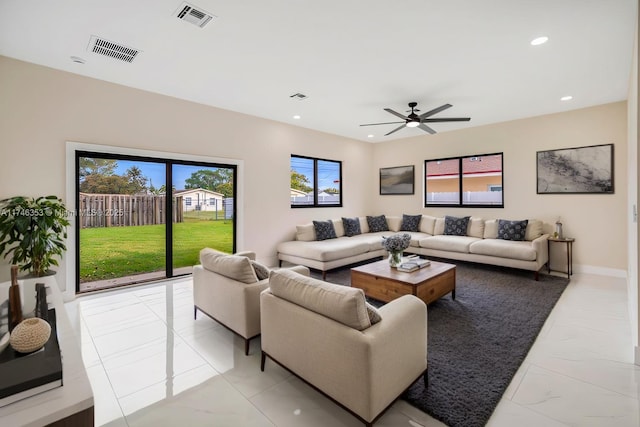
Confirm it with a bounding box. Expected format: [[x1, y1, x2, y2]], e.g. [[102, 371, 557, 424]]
[[313, 220, 337, 241], [443, 215, 470, 236], [342, 217, 361, 237], [367, 215, 389, 232], [497, 219, 529, 241], [400, 214, 422, 232]]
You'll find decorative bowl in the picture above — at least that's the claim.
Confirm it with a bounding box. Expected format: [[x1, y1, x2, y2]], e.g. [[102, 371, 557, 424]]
[[9, 318, 51, 353]]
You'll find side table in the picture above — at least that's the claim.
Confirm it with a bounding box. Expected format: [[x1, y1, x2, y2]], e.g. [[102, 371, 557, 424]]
[[547, 237, 575, 279]]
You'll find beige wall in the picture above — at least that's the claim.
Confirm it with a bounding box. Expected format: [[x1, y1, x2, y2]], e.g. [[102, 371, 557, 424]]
[[0, 55, 631, 298], [371, 102, 628, 275], [0, 56, 374, 292]]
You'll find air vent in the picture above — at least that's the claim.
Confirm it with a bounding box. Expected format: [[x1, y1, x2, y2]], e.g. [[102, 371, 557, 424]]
[[175, 2, 215, 28], [87, 36, 140, 63], [290, 93, 308, 101]]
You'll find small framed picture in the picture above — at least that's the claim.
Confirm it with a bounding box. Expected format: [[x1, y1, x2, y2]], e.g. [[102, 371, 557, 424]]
[[380, 165, 414, 195], [536, 144, 614, 194]]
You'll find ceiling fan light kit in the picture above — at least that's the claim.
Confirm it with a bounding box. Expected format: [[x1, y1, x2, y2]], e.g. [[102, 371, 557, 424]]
[[360, 101, 470, 136]]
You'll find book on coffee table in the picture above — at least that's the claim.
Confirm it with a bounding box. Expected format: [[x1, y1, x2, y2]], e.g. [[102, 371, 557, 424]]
[[397, 258, 431, 272]]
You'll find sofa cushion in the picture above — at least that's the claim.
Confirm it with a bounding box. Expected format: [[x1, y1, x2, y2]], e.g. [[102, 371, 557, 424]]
[[386, 215, 402, 232], [418, 235, 480, 253], [342, 217, 362, 237], [250, 260, 270, 280], [483, 219, 499, 239], [278, 238, 372, 262], [444, 216, 470, 236], [434, 217, 445, 235], [296, 223, 316, 241], [269, 269, 371, 330], [419, 215, 437, 235], [498, 219, 529, 241], [367, 215, 389, 232], [468, 217, 485, 238], [200, 248, 258, 284], [358, 216, 370, 233], [401, 214, 422, 232], [525, 219, 543, 241], [332, 219, 345, 237], [470, 239, 537, 261], [313, 220, 337, 241]]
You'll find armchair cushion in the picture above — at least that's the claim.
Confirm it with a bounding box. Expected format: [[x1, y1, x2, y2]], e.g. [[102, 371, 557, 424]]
[[269, 269, 371, 330], [199, 248, 258, 284]]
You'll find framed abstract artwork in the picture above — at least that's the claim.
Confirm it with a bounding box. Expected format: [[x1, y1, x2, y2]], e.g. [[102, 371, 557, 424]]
[[536, 144, 614, 194], [380, 165, 414, 195]]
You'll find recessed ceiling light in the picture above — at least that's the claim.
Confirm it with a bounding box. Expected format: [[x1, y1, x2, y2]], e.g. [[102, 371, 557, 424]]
[[367, 134, 374, 138], [70, 56, 86, 64], [293, 115, 301, 120], [560, 95, 573, 101], [530, 36, 549, 46]]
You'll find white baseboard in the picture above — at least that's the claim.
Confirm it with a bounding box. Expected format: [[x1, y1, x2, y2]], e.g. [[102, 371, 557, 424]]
[[573, 264, 627, 278]]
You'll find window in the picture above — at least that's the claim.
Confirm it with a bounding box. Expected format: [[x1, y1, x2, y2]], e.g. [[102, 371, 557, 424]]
[[185, 197, 192, 206], [290, 155, 342, 207], [425, 153, 503, 207]]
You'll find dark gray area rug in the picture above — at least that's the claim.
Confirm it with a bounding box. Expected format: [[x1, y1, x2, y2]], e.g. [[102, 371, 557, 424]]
[[311, 259, 569, 427]]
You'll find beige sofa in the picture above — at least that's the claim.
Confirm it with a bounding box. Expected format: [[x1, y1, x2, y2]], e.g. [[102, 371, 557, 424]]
[[260, 269, 428, 426], [193, 249, 308, 355], [277, 215, 549, 280]]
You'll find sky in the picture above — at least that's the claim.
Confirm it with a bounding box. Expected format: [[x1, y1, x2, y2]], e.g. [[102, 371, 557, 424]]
[[114, 160, 223, 190]]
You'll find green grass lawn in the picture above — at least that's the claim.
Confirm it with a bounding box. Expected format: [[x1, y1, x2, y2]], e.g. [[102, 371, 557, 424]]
[[79, 217, 233, 282]]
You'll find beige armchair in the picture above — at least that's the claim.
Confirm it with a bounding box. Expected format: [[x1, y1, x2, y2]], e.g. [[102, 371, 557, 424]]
[[193, 248, 308, 355], [260, 269, 427, 426]]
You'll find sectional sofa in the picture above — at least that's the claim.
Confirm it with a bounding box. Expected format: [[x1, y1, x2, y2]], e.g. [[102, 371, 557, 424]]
[[277, 215, 549, 280]]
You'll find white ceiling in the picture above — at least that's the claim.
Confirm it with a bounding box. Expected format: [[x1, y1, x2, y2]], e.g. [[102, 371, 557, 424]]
[[0, 0, 636, 142]]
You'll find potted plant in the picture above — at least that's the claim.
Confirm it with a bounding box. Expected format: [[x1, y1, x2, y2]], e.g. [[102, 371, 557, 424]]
[[0, 196, 70, 277]]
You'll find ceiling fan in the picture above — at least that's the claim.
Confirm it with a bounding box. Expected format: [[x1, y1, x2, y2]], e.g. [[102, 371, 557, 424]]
[[360, 102, 471, 136]]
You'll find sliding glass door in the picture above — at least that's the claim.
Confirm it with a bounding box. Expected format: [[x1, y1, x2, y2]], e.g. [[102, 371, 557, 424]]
[[76, 152, 236, 292]]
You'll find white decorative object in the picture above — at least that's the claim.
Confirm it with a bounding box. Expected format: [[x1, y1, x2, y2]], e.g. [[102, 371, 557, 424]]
[[9, 318, 51, 353]]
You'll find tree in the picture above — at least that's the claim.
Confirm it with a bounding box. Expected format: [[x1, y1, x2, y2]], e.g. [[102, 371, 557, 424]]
[[323, 187, 340, 194], [185, 169, 234, 198], [79, 158, 117, 179], [79, 174, 133, 194], [125, 166, 148, 194], [291, 170, 312, 193]]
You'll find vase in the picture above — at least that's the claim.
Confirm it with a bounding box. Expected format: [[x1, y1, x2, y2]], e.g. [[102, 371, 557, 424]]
[[388, 251, 402, 267], [8, 265, 23, 332]]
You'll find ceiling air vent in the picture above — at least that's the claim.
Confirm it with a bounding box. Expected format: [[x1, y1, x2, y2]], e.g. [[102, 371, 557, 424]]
[[290, 93, 308, 101], [87, 36, 140, 63], [175, 2, 215, 28]]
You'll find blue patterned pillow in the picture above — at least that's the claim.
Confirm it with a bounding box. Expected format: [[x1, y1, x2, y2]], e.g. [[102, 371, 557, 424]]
[[400, 214, 422, 232], [443, 216, 470, 236], [313, 220, 337, 241], [366, 215, 389, 233], [342, 217, 361, 237], [497, 219, 529, 241]]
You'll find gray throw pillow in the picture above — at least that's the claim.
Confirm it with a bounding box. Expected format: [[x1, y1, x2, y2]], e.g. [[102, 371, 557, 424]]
[[313, 220, 337, 241], [497, 219, 529, 241], [367, 215, 389, 232], [400, 214, 422, 232], [342, 217, 361, 237], [250, 260, 270, 280], [444, 215, 470, 236], [365, 302, 382, 325]]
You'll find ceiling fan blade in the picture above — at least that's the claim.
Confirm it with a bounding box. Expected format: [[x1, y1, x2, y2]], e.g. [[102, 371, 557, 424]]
[[418, 123, 437, 134], [384, 124, 407, 136], [422, 117, 471, 123], [419, 103, 452, 119], [359, 121, 405, 127], [384, 108, 409, 120]]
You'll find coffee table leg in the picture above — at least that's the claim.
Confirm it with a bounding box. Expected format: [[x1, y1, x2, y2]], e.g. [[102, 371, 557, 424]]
[[452, 289, 456, 300]]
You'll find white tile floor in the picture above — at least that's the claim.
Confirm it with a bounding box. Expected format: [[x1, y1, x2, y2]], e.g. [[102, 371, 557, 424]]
[[65, 272, 640, 427]]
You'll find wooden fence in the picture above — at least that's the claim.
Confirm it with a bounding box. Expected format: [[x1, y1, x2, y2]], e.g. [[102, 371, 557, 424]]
[[79, 193, 184, 228]]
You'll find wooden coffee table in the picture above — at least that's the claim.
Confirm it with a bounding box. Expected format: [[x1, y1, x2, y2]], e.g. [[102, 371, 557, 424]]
[[351, 259, 456, 305]]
